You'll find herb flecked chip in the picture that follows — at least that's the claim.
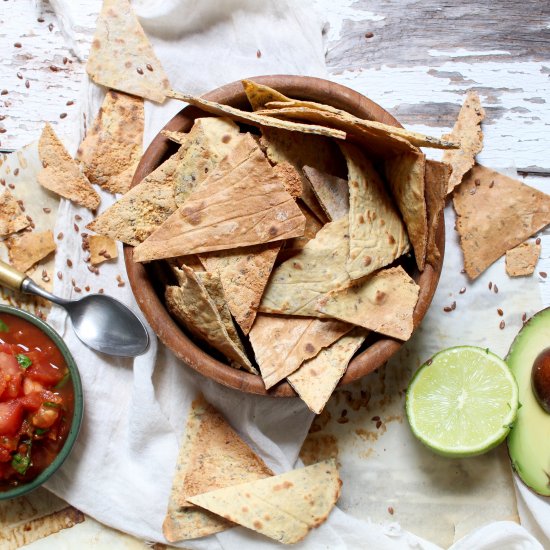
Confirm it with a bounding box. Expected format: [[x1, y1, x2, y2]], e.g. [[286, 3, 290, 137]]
[[16, 353, 32, 369], [0, 319, 8, 332]]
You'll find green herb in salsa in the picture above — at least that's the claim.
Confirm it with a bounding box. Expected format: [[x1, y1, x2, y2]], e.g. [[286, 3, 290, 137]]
[[16, 354, 32, 369]]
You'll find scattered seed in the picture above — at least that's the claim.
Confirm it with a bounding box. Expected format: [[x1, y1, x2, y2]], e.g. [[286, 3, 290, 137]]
[[451, 301, 456, 310], [494, 284, 499, 293], [66, 258, 73, 268], [388, 506, 394, 515], [489, 180, 495, 188], [74, 214, 82, 221], [460, 268, 466, 274], [536, 237, 541, 245], [37, 17, 45, 23], [25, 80, 30, 89], [57, 271, 62, 280], [25, 215, 32, 223], [341, 409, 348, 417], [256, 49, 262, 58], [459, 287, 466, 294], [488, 281, 493, 290], [71, 278, 76, 287], [376, 420, 382, 429], [42, 160, 47, 168], [371, 416, 380, 422], [73, 223, 79, 232], [74, 287, 82, 293], [0, 115, 4, 120], [522, 312, 527, 323], [16, 72, 23, 80], [1, 90, 8, 96], [469, 188, 476, 195], [136, 67, 143, 75], [98, 288, 104, 294], [43, 207, 51, 213], [0, 129, 6, 134], [474, 178, 481, 186], [49, 65, 59, 72], [59, 112, 67, 119], [63, 56, 68, 64], [14, 42, 22, 48], [8, 183, 15, 189], [13, 168, 19, 176], [118, 281, 125, 288], [540, 272, 548, 279], [443, 306, 452, 312], [499, 320, 505, 330], [66, 100, 74, 106], [365, 32, 374, 38], [426, 358, 433, 365], [85, 285, 90, 292], [497, 308, 503, 316], [48, 23, 53, 31], [57, 232, 64, 240], [146, 63, 153, 71]]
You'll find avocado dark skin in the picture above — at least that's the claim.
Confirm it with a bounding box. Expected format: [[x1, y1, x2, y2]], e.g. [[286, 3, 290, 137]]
[[506, 308, 550, 496]]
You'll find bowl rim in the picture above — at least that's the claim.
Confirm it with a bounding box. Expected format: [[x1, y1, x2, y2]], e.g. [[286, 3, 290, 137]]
[[0, 304, 83, 500], [124, 74, 445, 397]]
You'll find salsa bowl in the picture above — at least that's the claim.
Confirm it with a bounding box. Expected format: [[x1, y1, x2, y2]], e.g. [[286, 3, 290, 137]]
[[125, 75, 444, 397], [0, 305, 83, 500]]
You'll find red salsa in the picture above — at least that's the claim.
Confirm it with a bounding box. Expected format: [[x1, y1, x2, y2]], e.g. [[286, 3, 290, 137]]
[[0, 313, 74, 490]]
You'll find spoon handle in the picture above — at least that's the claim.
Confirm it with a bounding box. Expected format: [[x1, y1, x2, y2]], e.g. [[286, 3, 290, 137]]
[[0, 259, 26, 291]]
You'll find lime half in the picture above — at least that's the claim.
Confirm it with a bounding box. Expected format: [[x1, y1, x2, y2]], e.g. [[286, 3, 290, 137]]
[[406, 346, 519, 457]]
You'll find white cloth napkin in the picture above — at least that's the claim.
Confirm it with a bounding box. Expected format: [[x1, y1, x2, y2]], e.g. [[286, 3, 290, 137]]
[[43, 1, 549, 548]]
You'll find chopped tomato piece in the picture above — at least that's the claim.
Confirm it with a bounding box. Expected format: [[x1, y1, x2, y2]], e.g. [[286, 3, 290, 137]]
[[26, 355, 66, 386], [0, 352, 22, 399], [23, 377, 44, 395], [0, 400, 24, 436], [31, 404, 59, 429]]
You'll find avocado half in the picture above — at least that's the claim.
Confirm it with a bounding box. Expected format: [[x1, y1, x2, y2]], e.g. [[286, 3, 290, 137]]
[[506, 307, 550, 496]]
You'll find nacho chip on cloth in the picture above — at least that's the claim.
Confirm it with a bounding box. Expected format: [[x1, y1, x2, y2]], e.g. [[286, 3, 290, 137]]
[[424, 160, 451, 267], [86, 149, 179, 246], [37, 124, 100, 210], [163, 396, 274, 542], [341, 143, 409, 280], [86, 0, 170, 103], [77, 91, 144, 194], [165, 265, 256, 373], [454, 164, 550, 279], [200, 242, 280, 335], [0, 190, 29, 236], [303, 165, 349, 222], [133, 143, 306, 261], [167, 90, 346, 140], [88, 235, 118, 265], [288, 327, 368, 414], [7, 231, 56, 273], [505, 241, 541, 277], [188, 459, 341, 545], [172, 117, 242, 206], [249, 314, 352, 389], [316, 266, 420, 341], [242, 79, 457, 150], [384, 152, 427, 271], [259, 217, 350, 317], [442, 91, 485, 195]]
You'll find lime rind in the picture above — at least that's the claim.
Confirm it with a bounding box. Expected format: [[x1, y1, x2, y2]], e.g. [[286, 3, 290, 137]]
[[406, 346, 519, 458]]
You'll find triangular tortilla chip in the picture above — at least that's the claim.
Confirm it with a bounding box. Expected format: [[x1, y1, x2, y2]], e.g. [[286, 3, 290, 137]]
[[288, 327, 367, 414], [7, 230, 56, 273], [194, 270, 247, 352], [454, 164, 550, 279], [303, 165, 349, 222], [341, 143, 409, 279], [188, 459, 341, 544], [505, 241, 541, 277], [424, 160, 451, 267], [172, 117, 242, 206], [316, 266, 420, 341], [37, 124, 100, 210], [443, 91, 485, 195], [133, 141, 306, 261], [249, 314, 352, 389], [199, 242, 280, 335], [0, 190, 29, 236], [259, 217, 350, 317], [86, 0, 170, 103], [165, 266, 255, 373], [163, 396, 274, 542], [87, 118, 241, 246], [242, 80, 458, 150], [88, 235, 118, 265], [384, 152, 427, 271], [167, 90, 346, 140], [77, 91, 143, 194]]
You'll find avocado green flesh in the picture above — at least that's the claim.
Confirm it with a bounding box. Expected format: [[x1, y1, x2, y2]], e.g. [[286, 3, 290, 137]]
[[506, 307, 550, 496]]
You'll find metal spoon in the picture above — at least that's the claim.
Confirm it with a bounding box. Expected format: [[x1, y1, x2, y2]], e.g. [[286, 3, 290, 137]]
[[0, 260, 149, 357]]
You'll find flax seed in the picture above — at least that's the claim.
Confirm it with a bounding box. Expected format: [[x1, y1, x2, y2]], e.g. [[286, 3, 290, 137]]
[[57, 232, 64, 240], [98, 288, 104, 294], [74, 214, 82, 221], [8, 183, 15, 189], [25, 80, 30, 89], [443, 306, 452, 312], [522, 312, 527, 323], [494, 284, 499, 293], [388, 506, 394, 515], [73, 223, 79, 232], [488, 281, 492, 290], [459, 287, 466, 294], [74, 287, 81, 293], [66, 100, 74, 106], [499, 320, 505, 330], [66, 259, 73, 268], [536, 237, 541, 245], [146, 63, 153, 71], [14, 42, 22, 48], [497, 308, 503, 316], [136, 67, 143, 75], [59, 113, 67, 119], [57, 271, 62, 280], [540, 271, 547, 279]]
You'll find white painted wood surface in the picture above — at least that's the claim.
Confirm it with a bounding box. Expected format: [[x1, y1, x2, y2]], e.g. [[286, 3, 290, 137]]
[[1, 0, 549, 547]]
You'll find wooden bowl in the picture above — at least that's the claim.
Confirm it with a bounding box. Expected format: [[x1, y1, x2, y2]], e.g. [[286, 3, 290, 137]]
[[124, 75, 445, 397]]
